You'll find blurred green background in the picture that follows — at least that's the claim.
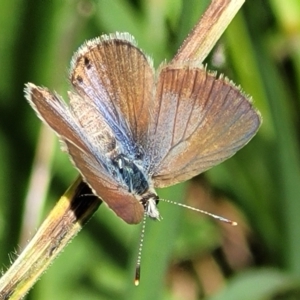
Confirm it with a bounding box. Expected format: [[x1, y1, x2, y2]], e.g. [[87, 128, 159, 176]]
[[1, 0, 300, 299]]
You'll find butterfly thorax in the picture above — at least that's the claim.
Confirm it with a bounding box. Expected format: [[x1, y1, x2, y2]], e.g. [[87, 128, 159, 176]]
[[112, 154, 148, 193], [112, 154, 160, 220]]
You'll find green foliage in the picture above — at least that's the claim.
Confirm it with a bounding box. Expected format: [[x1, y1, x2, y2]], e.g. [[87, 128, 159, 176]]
[[1, 0, 300, 299]]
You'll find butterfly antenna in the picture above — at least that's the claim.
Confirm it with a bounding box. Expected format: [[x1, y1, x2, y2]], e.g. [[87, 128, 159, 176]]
[[134, 212, 147, 286], [159, 198, 237, 226]]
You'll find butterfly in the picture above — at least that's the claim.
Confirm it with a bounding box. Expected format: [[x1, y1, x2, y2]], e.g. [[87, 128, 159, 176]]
[[25, 32, 261, 225]]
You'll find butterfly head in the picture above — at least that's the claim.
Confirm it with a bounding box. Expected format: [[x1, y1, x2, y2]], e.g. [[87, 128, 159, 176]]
[[138, 190, 160, 220]]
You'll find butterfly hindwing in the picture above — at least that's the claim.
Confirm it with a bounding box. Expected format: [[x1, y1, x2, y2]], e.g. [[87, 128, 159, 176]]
[[25, 83, 144, 224]]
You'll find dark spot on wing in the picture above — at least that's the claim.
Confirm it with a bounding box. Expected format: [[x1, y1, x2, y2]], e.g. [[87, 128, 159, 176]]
[[76, 75, 83, 83], [84, 56, 91, 69]]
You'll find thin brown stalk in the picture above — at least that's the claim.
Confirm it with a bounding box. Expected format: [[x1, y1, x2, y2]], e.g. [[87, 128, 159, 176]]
[[172, 0, 245, 64]]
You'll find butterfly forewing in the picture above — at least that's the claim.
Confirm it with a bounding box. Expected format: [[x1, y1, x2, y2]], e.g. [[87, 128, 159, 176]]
[[70, 33, 155, 157], [147, 65, 261, 188]]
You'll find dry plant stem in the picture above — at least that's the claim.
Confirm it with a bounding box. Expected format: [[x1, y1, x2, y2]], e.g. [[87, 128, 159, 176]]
[[0, 177, 101, 300], [172, 0, 245, 64]]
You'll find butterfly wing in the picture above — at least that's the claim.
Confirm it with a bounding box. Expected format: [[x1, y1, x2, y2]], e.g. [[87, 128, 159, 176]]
[[69, 33, 154, 158], [25, 83, 144, 224], [147, 64, 261, 188]]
